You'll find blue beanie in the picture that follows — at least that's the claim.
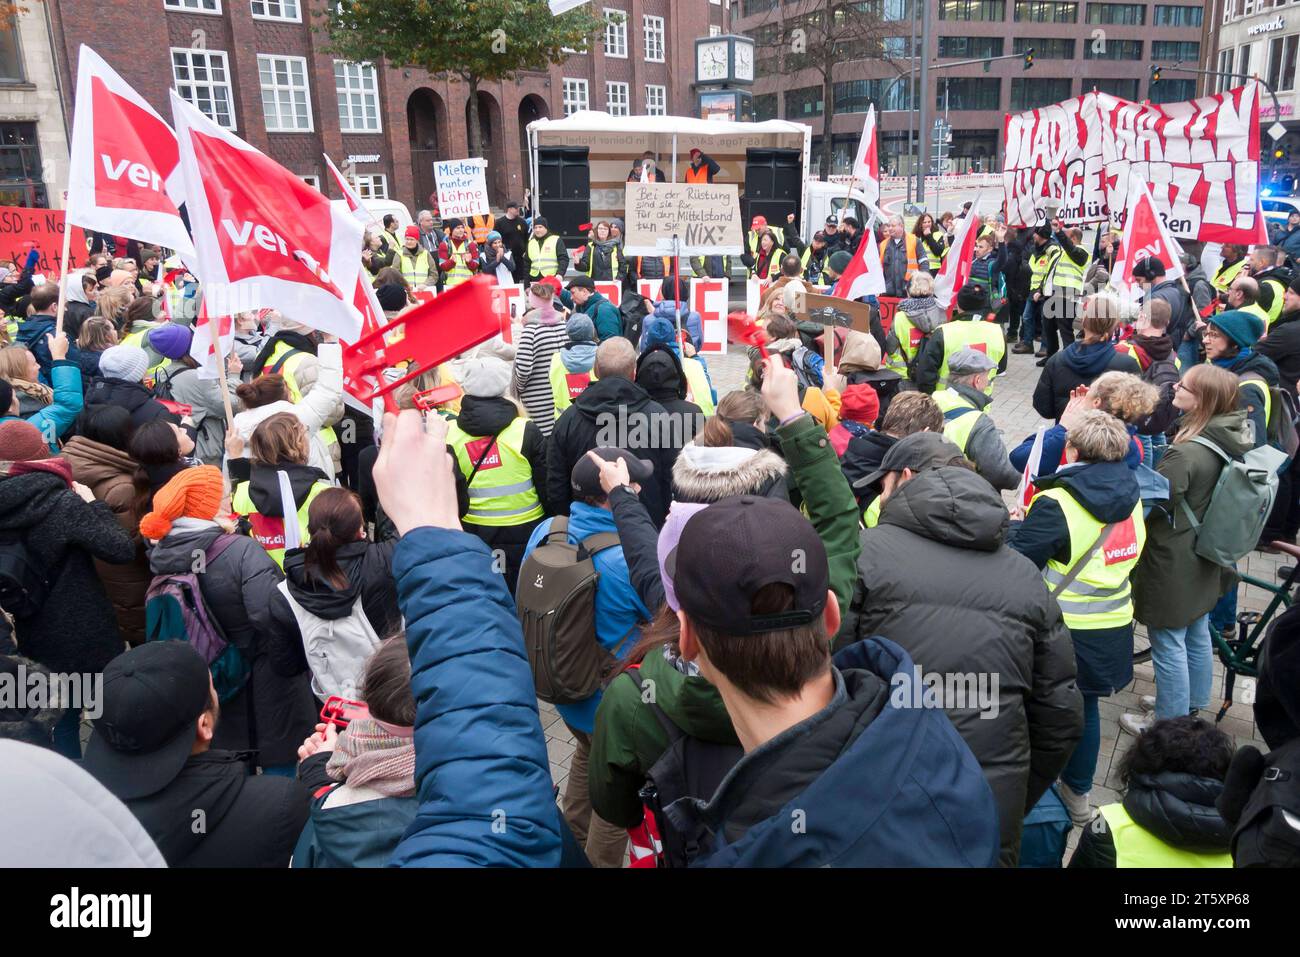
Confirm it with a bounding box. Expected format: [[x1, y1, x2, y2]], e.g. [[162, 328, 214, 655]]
[[641, 316, 677, 351], [1209, 308, 1265, 350]]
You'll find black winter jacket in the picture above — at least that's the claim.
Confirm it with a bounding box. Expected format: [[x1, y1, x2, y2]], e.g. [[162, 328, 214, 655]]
[[636, 345, 705, 422], [546, 376, 677, 526], [148, 525, 317, 767], [119, 750, 310, 867], [0, 470, 136, 674], [1257, 308, 1300, 393], [84, 377, 179, 429], [844, 465, 1083, 865], [841, 429, 897, 511], [1225, 350, 1280, 449], [1033, 341, 1141, 421], [1070, 771, 1231, 867]]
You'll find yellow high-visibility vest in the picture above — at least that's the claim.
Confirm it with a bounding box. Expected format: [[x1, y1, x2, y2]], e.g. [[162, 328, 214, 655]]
[[938, 319, 1006, 394], [548, 351, 596, 413], [442, 239, 475, 288], [446, 417, 544, 527], [932, 387, 981, 453], [681, 356, 715, 415], [1098, 804, 1232, 868], [528, 235, 561, 278], [1032, 488, 1146, 630], [231, 478, 330, 569], [262, 341, 338, 448]]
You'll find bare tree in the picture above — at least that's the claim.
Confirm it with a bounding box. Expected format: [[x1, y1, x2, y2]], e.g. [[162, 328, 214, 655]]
[[751, 0, 911, 178]]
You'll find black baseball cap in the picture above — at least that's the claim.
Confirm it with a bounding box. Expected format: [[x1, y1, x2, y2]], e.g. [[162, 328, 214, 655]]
[[571, 447, 654, 499], [854, 431, 965, 490], [671, 496, 829, 635], [82, 642, 213, 801], [566, 275, 595, 291]]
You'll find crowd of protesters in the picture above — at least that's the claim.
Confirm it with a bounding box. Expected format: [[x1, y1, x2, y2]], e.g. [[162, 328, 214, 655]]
[[1, 196, 1298, 873]]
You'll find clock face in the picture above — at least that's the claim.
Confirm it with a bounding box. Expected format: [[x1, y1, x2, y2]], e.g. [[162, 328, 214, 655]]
[[735, 42, 754, 82], [696, 40, 729, 82]]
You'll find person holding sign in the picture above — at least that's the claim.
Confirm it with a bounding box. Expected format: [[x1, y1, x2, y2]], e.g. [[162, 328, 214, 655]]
[[527, 218, 569, 281], [437, 220, 481, 290]]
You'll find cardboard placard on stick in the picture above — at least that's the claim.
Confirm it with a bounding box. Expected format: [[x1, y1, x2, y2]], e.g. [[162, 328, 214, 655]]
[[791, 291, 875, 336], [623, 182, 743, 256]]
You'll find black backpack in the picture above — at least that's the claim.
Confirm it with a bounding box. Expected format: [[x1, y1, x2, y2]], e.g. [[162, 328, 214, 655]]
[[629, 669, 743, 867], [1225, 737, 1300, 867], [0, 532, 53, 619], [620, 294, 650, 345]]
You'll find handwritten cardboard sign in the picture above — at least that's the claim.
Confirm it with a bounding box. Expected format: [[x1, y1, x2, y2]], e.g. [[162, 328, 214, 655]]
[[623, 183, 743, 256], [434, 158, 490, 219], [0, 206, 89, 279], [791, 291, 876, 336]]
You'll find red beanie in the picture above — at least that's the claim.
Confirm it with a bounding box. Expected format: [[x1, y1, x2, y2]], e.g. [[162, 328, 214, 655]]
[[0, 420, 50, 462], [838, 383, 880, 427], [405, 224, 421, 240]]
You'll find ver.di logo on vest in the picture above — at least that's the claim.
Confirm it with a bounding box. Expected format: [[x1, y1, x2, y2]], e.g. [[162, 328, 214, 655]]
[[1103, 518, 1139, 565]]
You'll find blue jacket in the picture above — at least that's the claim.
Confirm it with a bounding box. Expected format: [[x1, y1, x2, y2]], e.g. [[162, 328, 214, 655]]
[[0, 360, 83, 452], [16, 314, 57, 385], [390, 527, 561, 867], [1010, 423, 1142, 478], [525, 503, 650, 735], [643, 301, 703, 353], [679, 636, 1001, 867]]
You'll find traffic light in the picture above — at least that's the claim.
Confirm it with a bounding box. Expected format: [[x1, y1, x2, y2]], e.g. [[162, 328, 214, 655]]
[[1023, 48, 1035, 71], [1150, 64, 1162, 85]]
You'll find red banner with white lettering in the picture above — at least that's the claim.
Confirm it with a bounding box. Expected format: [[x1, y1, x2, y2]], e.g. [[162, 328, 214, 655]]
[[171, 91, 364, 339], [1003, 83, 1262, 245], [1111, 170, 1187, 292], [0, 207, 88, 278], [67, 45, 193, 256]]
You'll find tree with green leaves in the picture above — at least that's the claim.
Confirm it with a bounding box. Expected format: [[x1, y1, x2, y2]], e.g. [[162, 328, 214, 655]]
[[319, 0, 604, 160]]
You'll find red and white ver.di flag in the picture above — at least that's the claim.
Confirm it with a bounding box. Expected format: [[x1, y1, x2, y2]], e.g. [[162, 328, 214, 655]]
[[189, 298, 235, 381], [67, 45, 194, 256], [341, 274, 389, 417], [933, 197, 983, 310], [1110, 171, 1186, 292], [851, 105, 881, 210], [830, 223, 887, 301], [1016, 426, 1047, 509], [170, 91, 364, 339]]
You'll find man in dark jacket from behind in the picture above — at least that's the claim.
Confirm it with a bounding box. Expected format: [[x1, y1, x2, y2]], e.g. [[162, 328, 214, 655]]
[[82, 642, 310, 868], [664, 493, 1001, 867], [843, 432, 1084, 865], [1132, 257, 1193, 352], [1257, 275, 1300, 393], [546, 337, 677, 525], [636, 344, 704, 435]]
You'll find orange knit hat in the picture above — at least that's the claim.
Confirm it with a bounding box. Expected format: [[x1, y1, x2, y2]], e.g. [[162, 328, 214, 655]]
[[139, 465, 225, 540]]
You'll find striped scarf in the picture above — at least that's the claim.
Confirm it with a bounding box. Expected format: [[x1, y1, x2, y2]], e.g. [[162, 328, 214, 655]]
[[325, 717, 416, 797]]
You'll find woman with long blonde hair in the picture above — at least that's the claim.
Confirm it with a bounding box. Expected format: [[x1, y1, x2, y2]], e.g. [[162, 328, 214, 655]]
[[1129, 364, 1251, 735]]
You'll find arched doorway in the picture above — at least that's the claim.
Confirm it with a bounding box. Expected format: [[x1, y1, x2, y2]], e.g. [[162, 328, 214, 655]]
[[517, 94, 548, 204], [407, 89, 447, 212], [465, 90, 506, 203]]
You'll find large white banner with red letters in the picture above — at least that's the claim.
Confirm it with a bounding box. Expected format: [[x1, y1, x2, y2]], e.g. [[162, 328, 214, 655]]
[[67, 45, 194, 256], [171, 90, 364, 338], [1003, 83, 1262, 245]]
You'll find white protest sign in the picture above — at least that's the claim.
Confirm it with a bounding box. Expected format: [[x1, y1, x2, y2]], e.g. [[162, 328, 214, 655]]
[[623, 182, 743, 256], [691, 278, 728, 354], [595, 280, 622, 307], [434, 158, 490, 219]]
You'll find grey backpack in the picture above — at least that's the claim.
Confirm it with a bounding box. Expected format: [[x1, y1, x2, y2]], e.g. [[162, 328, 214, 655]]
[[516, 517, 622, 705], [1179, 437, 1288, 567]]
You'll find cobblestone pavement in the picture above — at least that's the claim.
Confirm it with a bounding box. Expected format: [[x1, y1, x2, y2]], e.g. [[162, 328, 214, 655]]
[[541, 344, 1270, 855]]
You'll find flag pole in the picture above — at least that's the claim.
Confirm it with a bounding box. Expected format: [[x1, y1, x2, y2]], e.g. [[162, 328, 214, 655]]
[[52, 201, 75, 337], [206, 301, 236, 425]]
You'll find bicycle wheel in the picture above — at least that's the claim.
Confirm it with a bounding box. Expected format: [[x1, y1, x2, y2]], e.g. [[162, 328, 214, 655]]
[[1132, 622, 1152, 665]]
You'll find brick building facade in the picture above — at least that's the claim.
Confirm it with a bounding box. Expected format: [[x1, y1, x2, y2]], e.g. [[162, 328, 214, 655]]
[[46, 0, 724, 215]]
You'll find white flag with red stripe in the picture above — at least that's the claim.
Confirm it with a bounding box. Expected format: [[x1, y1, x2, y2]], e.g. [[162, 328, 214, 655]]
[[1016, 426, 1047, 509], [933, 198, 983, 310], [170, 91, 364, 339], [1110, 171, 1186, 291], [341, 274, 388, 416], [850, 105, 880, 209], [324, 153, 373, 225], [830, 225, 886, 301], [188, 299, 235, 381], [67, 45, 193, 256]]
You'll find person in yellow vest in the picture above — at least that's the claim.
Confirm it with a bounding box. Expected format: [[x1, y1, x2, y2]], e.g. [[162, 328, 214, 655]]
[[1199, 308, 1276, 450], [575, 221, 625, 282], [1012, 225, 1062, 356], [394, 224, 437, 289], [470, 212, 496, 245], [436, 219, 480, 290], [230, 411, 334, 570], [1224, 275, 1271, 335], [743, 228, 783, 280], [117, 295, 165, 375], [445, 356, 548, 594], [846, 390, 944, 528], [1248, 245, 1289, 327], [913, 282, 1008, 395], [250, 317, 345, 473], [1211, 243, 1247, 297], [549, 315, 599, 414], [684, 148, 720, 184], [912, 213, 947, 272], [1039, 225, 1089, 362], [527, 217, 569, 280], [1008, 409, 1148, 826], [930, 348, 1020, 490], [746, 215, 785, 259], [1068, 715, 1235, 866], [883, 272, 945, 379], [879, 214, 920, 298]]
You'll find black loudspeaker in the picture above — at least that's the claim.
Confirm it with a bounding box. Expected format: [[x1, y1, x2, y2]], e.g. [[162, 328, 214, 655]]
[[743, 148, 802, 228], [538, 147, 591, 242]]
